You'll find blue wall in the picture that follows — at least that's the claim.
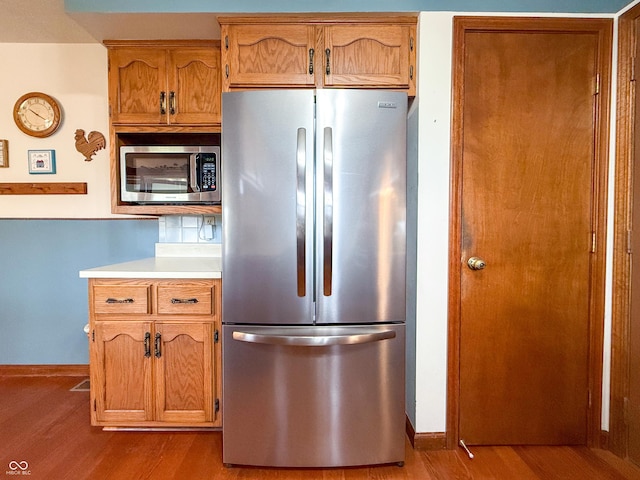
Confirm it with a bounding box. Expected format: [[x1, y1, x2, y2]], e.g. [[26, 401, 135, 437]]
[[0, 220, 157, 364], [65, 0, 631, 13]]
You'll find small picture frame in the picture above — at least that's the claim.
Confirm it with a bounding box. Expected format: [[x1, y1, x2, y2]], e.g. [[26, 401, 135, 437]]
[[28, 149, 56, 174], [0, 140, 7, 167]]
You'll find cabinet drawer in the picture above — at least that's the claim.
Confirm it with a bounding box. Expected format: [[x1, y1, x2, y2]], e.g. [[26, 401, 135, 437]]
[[157, 285, 213, 315], [93, 285, 151, 315]]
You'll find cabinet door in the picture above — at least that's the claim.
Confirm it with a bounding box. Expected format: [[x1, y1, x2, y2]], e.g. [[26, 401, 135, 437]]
[[92, 321, 153, 424], [169, 49, 221, 125], [154, 322, 215, 425], [108, 48, 167, 124], [222, 24, 317, 90], [323, 24, 413, 90]]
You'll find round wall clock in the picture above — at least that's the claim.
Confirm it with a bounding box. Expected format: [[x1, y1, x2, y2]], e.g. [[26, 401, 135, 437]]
[[13, 92, 62, 138]]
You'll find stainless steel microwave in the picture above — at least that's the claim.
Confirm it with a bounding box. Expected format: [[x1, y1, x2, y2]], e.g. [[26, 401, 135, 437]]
[[120, 145, 221, 204]]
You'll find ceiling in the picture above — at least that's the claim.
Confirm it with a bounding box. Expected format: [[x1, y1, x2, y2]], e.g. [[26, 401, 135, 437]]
[[0, 0, 221, 44]]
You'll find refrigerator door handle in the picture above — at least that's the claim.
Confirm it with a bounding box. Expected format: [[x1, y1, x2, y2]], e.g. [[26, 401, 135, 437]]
[[232, 329, 395, 346], [296, 127, 306, 297], [323, 126, 333, 296]]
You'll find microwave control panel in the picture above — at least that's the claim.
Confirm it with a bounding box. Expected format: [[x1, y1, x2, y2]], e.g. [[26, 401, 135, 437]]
[[197, 153, 217, 192]]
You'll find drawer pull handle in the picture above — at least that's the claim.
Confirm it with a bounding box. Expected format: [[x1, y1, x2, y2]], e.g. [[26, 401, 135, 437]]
[[105, 298, 134, 304], [171, 298, 199, 304]]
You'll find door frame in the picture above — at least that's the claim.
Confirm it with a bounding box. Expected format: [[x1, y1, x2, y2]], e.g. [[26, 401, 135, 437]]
[[610, 2, 640, 459], [447, 16, 612, 450]]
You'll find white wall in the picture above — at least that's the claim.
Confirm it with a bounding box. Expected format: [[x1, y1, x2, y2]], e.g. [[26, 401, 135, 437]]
[[413, 11, 618, 434], [414, 12, 453, 433], [0, 43, 114, 218]]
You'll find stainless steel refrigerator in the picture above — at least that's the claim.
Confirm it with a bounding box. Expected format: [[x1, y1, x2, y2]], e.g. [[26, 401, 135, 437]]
[[221, 89, 407, 468]]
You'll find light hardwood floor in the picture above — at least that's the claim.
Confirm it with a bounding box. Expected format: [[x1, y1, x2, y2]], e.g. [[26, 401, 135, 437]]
[[1, 375, 640, 479]]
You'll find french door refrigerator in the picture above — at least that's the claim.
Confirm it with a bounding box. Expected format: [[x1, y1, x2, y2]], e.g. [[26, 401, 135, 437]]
[[222, 89, 407, 468]]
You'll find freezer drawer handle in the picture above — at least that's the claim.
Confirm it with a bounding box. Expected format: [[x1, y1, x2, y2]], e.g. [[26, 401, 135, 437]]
[[296, 127, 307, 297], [232, 330, 395, 346]]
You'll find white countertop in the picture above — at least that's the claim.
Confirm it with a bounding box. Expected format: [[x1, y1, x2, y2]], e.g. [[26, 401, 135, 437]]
[[79, 243, 222, 279]]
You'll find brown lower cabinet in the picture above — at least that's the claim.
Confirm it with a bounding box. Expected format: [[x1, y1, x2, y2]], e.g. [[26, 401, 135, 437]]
[[88, 278, 221, 429]]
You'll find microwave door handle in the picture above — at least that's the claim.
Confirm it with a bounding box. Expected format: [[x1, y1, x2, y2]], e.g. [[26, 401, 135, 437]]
[[323, 126, 333, 296], [296, 127, 306, 297], [192, 154, 201, 192]]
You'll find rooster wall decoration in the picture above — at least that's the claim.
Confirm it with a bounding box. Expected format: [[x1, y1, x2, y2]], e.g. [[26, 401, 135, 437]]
[[74, 129, 106, 162]]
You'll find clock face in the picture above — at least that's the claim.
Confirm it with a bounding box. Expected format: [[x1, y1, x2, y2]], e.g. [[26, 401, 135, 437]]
[[13, 92, 61, 138]]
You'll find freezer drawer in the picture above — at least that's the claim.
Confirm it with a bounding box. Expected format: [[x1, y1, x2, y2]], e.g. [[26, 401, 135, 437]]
[[222, 324, 405, 467]]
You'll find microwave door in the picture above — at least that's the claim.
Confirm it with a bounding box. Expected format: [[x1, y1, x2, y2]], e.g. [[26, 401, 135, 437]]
[[193, 152, 220, 198], [119, 146, 220, 204]]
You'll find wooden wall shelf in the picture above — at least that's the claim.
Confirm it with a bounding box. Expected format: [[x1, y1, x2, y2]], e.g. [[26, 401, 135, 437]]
[[0, 183, 88, 195]]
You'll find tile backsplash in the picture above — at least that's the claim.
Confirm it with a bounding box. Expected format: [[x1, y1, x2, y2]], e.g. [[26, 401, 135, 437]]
[[158, 215, 222, 244]]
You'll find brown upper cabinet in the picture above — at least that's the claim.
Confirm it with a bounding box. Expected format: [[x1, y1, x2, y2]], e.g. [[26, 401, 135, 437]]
[[105, 41, 222, 126], [219, 15, 417, 95]]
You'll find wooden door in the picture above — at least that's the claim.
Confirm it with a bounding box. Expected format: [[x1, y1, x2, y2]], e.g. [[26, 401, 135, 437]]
[[154, 322, 214, 424], [323, 24, 412, 91], [169, 48, 221, 125], [108, 48, 166, 124], [221, 23, 317, 90], [452, 18, 610, 446], [92, 321, 153, 424]]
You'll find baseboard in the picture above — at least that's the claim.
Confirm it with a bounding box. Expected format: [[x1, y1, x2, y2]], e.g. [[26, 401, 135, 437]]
[[600, 429, 610, 450], [406, 416, 447, 450], [0, 364, 89, 376]]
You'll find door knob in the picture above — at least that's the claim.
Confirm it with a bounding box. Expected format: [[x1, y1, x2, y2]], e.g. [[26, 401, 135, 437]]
[[467, 257, 486, 271]]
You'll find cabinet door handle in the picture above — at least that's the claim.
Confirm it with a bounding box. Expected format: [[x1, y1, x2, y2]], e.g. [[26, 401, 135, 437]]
[[144, 332, 151, 358], [105, 298, 134, 304], [170, 297, 199, 304], [308, 48, 314, 75], [169, 91, 175, 115], [160, 91, 166, 115], [325, 48, 331, 75], [154, 333, 162, 358]]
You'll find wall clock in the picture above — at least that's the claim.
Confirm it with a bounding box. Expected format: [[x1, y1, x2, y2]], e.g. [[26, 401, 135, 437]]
[[13, 92, 62, 138]]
